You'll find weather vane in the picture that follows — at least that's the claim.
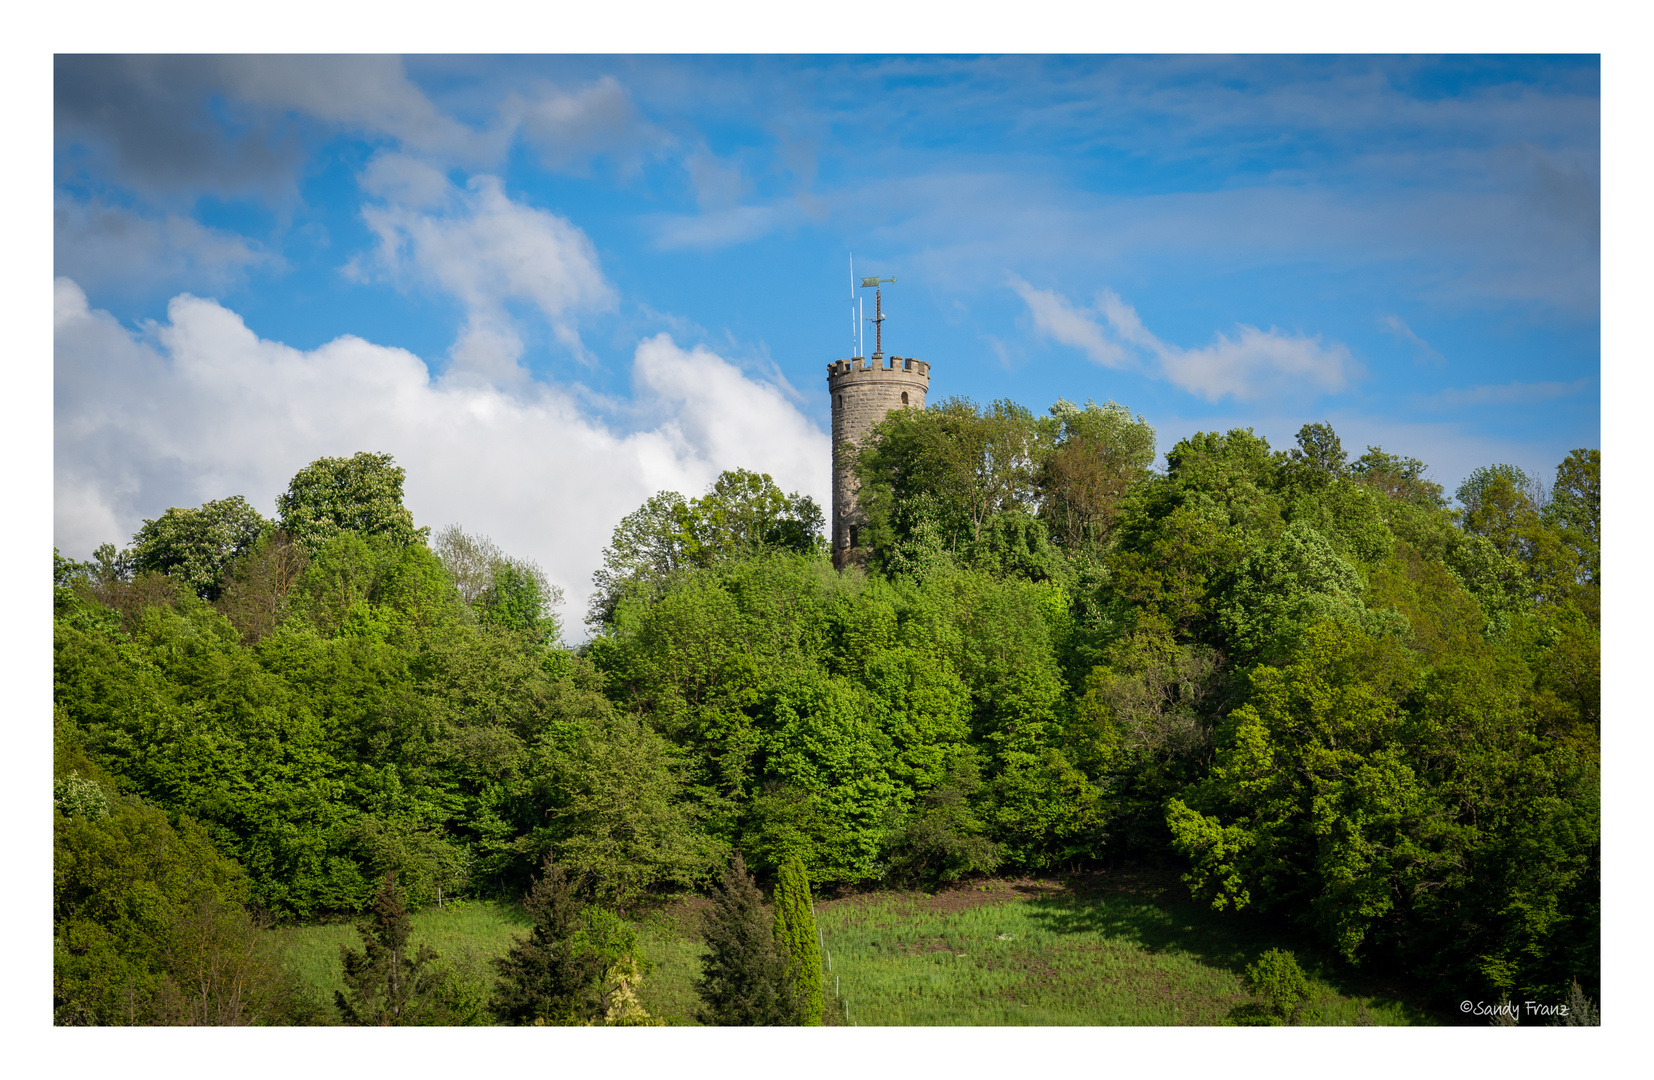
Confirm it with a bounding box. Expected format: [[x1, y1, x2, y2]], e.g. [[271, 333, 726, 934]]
[[860, 274, 896, 356]]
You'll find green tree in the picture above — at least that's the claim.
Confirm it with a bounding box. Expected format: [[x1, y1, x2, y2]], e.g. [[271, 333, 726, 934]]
[[490, 858, 607, 1025], [1038, 399, 1157, 553], [335, 870, 444, 1025], [588, 491, 691, 628], [1545, 449, 1600, 588], [883, 758, 1002, 886], [1110, 427, 1282, 635], [967, 510, 1069, 584], [55, 791, 312, 1025], [276, 451, 428, 551], [432, 524, 564, 642], [696, 853, 792, 1025], [129, 495, 268, 601], [532, 711, 722, 909], [772, 853, 824, 1024], [855, 397, 1048, 565], [678, 468, 824, 567], [588, 471, 822, 629], [1456, 464, 1538, 552], [1277, 422, 1349, 492], [1352, 446, 1447, 509], [1215, 521, 1397, 662]]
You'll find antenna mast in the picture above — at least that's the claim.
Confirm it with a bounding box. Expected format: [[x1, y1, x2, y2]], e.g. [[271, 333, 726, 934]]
[[859, 275, 896, 356], [848, 253, 857, 359]]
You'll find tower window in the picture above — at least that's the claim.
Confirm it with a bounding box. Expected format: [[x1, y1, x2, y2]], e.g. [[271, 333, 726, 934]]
[[837, 394, 842, 408], [901, 391, 908, 405]]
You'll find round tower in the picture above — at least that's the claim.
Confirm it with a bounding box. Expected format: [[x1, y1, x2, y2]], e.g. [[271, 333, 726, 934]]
[[826, 352, 930, 567]]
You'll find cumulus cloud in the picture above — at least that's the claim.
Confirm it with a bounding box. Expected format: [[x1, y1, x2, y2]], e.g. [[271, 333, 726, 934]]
[[1012, 280, 1361, 402], [53, 280, 830, 636], [354, 163, 618, 381], [54, 198, 280, 295], [1425, 378, 1593, 410]]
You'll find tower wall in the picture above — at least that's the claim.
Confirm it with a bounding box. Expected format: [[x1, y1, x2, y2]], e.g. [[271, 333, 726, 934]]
[[826, 354, 930, 567]]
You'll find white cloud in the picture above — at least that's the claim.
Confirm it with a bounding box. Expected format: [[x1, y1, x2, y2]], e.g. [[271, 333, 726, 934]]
[[1152, 321, 1358, 402], [53, 280, 830, 638], [356, 166, 617, 381], [1426, 378, 1593, 410], [1007, 275, 1131, 369], [54, 198, 279, 294], [357, 153, 453, 210], [1012, 281, 1361, 402]]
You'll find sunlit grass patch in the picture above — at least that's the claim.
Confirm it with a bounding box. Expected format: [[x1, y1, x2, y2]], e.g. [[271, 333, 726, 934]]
[[266, 899, 533, 1015], [812, 882, 1428, 1026]]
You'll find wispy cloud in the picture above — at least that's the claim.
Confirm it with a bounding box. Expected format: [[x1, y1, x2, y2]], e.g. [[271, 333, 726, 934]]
[[650, 205, 785, 251], [1008, 276, 1131, 369], [54, 197, 280, 295], [1379, 315, 1444, 365], [1010, 278, 1361, 403], [512, 75, 676, 176], [1424, 378, 1593, 410]]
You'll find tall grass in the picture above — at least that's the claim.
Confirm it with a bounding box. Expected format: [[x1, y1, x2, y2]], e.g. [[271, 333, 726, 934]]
[[632, 910, 709, 1025], [813, 886, 1431, 1026], [266, 900, 533, 1018]]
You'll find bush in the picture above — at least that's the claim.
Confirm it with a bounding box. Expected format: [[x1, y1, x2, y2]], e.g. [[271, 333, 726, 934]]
[[1230, 949, 1318, 1026]]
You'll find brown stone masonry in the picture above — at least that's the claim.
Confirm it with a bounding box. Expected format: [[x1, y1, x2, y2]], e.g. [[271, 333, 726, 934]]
[[826, 354, 931, 567]]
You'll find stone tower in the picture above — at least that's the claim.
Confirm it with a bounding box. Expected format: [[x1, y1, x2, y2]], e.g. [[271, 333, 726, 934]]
[[826, 351, 930, 567]]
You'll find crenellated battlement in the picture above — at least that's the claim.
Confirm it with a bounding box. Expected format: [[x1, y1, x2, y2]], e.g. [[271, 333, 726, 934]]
[[826, 355, 931, 382]]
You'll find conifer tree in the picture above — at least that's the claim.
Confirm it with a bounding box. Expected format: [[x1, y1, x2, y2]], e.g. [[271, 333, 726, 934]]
[[490, 857, 606, 1025], [772, 853, 824, 1025], [696, 853, 791, 1025], [336, 871, 443, 1025]]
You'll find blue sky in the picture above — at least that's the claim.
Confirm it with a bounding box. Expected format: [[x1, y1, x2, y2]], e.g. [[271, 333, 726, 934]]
[[53, 54, 1600, 619]]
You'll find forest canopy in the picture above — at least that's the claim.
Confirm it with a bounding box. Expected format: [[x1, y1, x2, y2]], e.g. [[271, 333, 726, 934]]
[[53, 410, 1599, 1022]]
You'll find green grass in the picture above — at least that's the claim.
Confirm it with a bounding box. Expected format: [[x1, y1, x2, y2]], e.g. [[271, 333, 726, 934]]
[[632, 910, 710, 1024], [811, 877, 1435, 1027], [266, 899, 533, 1017], [264, 874, 1436, 1026]]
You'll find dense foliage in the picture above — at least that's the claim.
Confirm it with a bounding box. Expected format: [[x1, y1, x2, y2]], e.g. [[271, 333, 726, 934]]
[[53, 408, 1599, 1021]]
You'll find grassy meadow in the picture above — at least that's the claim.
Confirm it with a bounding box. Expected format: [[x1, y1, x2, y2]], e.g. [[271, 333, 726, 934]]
[[810, 874, 1428, 1026], [267, 870, 1436, 1026]]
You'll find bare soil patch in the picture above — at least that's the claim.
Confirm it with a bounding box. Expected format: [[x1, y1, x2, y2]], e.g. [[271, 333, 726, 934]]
[[815, 864, 1182, 918]]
